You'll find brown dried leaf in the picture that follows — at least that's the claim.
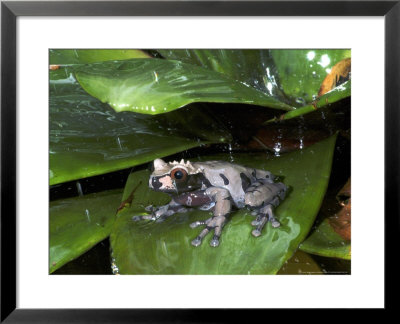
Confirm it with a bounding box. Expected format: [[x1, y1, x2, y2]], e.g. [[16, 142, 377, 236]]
[[318, 58, 351, 96]]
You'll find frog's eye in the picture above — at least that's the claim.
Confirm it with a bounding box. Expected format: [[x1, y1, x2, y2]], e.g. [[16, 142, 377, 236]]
[[170, 168, 187, 181]]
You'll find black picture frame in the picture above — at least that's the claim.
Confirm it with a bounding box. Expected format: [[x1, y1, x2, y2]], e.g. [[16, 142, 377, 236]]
[[1, 0, 398, 321]]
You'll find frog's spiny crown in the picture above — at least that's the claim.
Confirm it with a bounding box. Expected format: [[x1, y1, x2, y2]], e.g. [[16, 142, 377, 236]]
[[153, 158, 200, 175], [170, 159, 199, 174]]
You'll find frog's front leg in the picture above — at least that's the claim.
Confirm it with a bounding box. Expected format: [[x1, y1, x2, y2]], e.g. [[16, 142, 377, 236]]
[[190, 187, 231, 247], [133, 199, 188, 222]]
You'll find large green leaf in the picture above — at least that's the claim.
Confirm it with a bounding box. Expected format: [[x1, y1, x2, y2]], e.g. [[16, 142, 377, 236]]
[[270, 49, 351, 105], [50, 189, 123, 273], [158, 49, 350, 121], [110, 135, 337, 274], [50, 67, 230, 185], [75, 58, 294, 115], [299, 218, 351, 260], [157, 49, 287, 102], [50, 49, 150, 65]]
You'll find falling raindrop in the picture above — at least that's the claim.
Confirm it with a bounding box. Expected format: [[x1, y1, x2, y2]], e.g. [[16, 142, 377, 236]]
[[85, 209, 91, 222], [76, 181, 83, 196], [116, 137, 123, 151], [228, 143, 234, 163]]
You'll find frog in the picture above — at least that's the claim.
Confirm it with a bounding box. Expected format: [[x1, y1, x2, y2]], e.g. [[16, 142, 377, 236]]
[[134, 158, 288, 247]]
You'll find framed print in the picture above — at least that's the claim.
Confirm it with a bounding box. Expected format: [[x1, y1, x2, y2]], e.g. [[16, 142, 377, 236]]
[[1, 0, 398, 321]]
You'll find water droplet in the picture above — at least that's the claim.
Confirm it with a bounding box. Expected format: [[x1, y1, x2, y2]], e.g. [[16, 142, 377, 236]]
[[307, 51, 316, 61], [76, 181, 83, 196], [266, 82, 273, 94], [85, 209, 91, 222], [116, 137, 123, 151], [228, 143, 234, 162], [111, 258, 120, 275], [273, 142, 282, 156], [318, 54, 330, 68]]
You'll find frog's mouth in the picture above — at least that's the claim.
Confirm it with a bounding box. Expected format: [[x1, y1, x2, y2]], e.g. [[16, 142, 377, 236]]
[[150, 175, 176, 192]]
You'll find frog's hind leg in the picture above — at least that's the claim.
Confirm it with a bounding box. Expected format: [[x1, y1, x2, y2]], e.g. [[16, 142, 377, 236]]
[[250, 197, 281, 237], [244, 181, 287, 237]]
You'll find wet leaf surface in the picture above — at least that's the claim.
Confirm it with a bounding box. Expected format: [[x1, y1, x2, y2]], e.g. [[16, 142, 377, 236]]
[[277, 250, 322, 275], [265, 81, 351, 123], [270, 49, 351, 105], [75, 58, 294, 115], [158, 50, 351, 122], [50, 67, 230, 185], [50, 189, 123, 273], [50, 49, 150, 65], [158, 49, 289, 103], [299, 218, 351, 260], [110, 135, 337, 274]]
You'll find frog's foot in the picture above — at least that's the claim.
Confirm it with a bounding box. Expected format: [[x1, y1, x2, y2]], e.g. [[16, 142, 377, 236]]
[[133, 204, 188, 222], [190, 214, 228, 247], [132, 214, 155, 222], [251, 202, 280, 237]]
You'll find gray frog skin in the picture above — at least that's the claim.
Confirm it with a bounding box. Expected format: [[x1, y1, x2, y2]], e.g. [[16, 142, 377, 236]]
[[134, 158, 288, 247]]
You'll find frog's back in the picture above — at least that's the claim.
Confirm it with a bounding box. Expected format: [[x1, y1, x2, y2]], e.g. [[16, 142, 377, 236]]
[[192, 161, 272, 206], [193, 161, 273, 183]]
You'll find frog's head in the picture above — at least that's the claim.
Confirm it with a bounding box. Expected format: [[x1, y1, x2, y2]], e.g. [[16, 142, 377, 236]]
[[149, 158, 205, 194]]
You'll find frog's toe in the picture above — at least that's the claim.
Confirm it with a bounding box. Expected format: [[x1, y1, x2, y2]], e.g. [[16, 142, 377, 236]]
[[270, 218, 281, 228], [132, 214, 154, 221], [190, 222, 198, 228], [190, 221, 205, 228], [210, 235, 220, 247], [145, 205, 154, 212], [191, 236, 203, 247], [251, 213, 265, 226], [251, 214, 269, 237]]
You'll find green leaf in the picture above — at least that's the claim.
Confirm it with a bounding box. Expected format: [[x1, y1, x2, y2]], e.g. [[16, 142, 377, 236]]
[[270, 49, 351, 105], [50, 67, 230, 185], [75, 58, 294, 115], [159, 49, 350, 110], [50, 49, 150, 65], [157, 49, 287, 102], [110, 135, 337, 274], [299, 219, 351, 260], [50, 189, 123, 273], [265, 80, 351, 123], [277, 250, 323, 274]]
